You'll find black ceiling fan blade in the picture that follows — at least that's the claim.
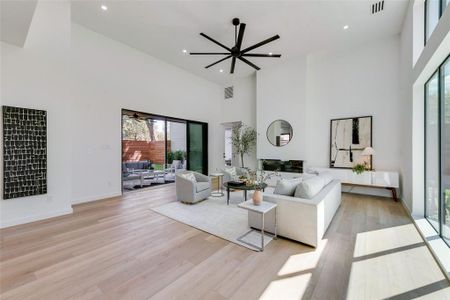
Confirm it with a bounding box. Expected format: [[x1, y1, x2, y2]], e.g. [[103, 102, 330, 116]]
[[200, 33, 231, 52], [230, 57, 236, 74], [238, 57, 260, 70], [190, 52, 230, 55], [241, 35, 280, 54], [205, 55, 232, 68], [236, 23, 246, 50], [242, 53, 281, 57]]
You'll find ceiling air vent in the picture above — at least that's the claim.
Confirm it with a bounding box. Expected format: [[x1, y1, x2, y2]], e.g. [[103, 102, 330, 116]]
[[372, 0, 385, 14], [224, 86, 233, 99]]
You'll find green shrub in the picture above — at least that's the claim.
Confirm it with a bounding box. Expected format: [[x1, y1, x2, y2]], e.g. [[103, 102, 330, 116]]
[[167, 151, 174, 164], [174, 150, 185, 161]]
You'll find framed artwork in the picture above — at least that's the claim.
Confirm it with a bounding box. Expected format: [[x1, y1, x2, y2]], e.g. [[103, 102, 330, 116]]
[[329, 116, 372, 169], [3, 106, 47, 199]]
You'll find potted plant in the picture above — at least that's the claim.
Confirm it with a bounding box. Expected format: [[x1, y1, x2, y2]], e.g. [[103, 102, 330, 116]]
[[231, 123, 257, 168], [248, 170, 279, 205], [352, 163, 366, 175]]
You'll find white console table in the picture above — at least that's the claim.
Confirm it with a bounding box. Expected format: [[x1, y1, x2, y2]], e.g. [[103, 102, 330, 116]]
[[310, 167, 400, 201]]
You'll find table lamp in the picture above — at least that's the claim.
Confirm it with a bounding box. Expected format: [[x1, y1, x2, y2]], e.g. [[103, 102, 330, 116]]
[[361, 147, 375, 170]]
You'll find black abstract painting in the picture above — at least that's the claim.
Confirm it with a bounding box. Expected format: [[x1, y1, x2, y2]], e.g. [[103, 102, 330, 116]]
[[3, 106, 47, 199], [330, 116, 372, 169]]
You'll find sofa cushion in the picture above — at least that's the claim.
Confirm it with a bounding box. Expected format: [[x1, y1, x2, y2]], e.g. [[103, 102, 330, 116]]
[[196, 182, 210, 192], [180, 172, 197, 183], [274, 178, 302, 196], [294, 176, 325, 199], [318, 172, 334, 186]]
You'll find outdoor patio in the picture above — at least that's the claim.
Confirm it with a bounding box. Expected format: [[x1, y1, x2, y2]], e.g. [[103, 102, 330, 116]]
[[122, 113, 187, 190]]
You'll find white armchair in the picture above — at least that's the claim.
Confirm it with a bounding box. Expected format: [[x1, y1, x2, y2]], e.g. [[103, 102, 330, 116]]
[[176, 171, 211, 204]]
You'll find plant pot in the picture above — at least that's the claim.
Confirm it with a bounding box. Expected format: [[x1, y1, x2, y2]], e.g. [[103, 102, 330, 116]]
[[252, 190, 263, 206]]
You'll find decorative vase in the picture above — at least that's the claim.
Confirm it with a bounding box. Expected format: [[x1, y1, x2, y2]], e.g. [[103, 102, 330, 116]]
[[252, 189, 263, 206]]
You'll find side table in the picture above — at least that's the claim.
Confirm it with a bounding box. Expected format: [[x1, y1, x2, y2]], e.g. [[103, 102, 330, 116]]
[[210, 173, 224, 197], [237, 200, 277, 251]]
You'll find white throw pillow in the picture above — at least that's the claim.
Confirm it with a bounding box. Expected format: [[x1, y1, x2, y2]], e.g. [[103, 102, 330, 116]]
[[294, 176, 325, 199], [318, 172, 334, 186], [274, 178, 302, 196], [180, 172, 197, 182], [224, 166, 238, 180]]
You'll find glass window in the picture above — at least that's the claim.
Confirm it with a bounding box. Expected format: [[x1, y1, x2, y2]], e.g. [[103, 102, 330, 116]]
[[425, 72, 440, 232], [442, 57, 450, 245], [426, 0, 441, 42]]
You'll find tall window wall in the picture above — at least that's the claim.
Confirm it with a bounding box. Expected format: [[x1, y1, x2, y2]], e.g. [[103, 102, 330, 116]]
[[425, 56, 450, 246], [425, 0, 449, 43]]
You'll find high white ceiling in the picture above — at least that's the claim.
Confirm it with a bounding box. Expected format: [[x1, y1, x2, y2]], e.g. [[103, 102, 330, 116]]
[[1, 0, 37, 47], [71, 0, 409, 85]]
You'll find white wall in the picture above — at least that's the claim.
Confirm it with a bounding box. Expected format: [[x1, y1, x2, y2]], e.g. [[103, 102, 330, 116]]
[[69, 24, 223, 204], [399, 0, 415, 212], [219, 75, 257, 170], [256, 57, 308, 161], [0, 2, 224, 227], [306, 36, 402, 171], [0, 1, 73, 227], [169, 122, 186, 152], [256, 36, 402, 197]]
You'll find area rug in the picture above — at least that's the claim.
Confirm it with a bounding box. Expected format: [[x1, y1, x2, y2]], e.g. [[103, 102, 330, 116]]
[[151, 192, 273, 251]]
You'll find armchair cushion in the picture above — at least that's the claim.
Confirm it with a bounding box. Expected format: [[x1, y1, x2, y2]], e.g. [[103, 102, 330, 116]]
[[224, 166, 237, 179], [196, 182, 210, 192], [180, 172, 197, 182]]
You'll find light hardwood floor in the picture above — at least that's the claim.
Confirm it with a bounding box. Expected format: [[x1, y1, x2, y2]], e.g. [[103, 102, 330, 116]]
[[1, 184, 449, 300]]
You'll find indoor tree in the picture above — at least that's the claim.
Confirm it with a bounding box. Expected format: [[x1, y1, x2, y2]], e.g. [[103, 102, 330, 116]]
[[231, 123, 257, 168]]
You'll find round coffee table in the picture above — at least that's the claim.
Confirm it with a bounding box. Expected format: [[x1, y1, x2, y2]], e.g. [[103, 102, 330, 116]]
[[223, 182, 267, 205]]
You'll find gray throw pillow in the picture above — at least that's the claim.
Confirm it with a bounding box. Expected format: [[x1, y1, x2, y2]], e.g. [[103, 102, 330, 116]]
[[274, 178, 302, 196], [294, 176, 325, 199]]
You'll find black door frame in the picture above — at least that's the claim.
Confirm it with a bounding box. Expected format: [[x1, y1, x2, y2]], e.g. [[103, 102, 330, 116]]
[[121, 108, 209, 192]]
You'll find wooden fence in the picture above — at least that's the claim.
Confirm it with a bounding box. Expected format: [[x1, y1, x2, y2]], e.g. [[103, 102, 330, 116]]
[[122, 140, 171, 164]]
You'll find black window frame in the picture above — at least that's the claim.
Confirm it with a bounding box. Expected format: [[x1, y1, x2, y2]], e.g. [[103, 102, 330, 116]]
[[424, 0, 449, 45], [424, 54, 450, 247]]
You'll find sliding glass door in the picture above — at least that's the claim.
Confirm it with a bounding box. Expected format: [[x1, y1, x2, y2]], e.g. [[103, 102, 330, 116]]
[[187, 122, 208, 175], [424, 55, 450, 246], [425, 72, 440, 231]]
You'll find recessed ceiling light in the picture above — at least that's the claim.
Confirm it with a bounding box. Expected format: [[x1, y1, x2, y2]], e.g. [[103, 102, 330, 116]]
[[269, 52, 273, 56], [182, 49, 187, 54], [343, 25, 349, 30], [219, 69, 224, 73], [101, 5, 108, 11]]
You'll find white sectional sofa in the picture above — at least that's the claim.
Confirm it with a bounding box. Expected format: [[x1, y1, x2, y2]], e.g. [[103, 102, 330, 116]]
[[248, 177, 341, 247]]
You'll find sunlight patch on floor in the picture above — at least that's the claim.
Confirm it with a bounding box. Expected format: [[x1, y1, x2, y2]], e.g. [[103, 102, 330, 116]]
[[277, 240, 327, 276], [353, 224, 423, 258], [347, 246, 447, 299], [259, 273, 312, 300]]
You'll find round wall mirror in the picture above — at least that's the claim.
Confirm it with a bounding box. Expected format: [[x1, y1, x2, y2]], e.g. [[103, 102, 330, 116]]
[[266, 120, 293, 147]]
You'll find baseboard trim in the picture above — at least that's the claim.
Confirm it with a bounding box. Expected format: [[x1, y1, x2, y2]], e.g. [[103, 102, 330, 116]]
[[71, 192, 122, 205], [0, 207, 73, 229]]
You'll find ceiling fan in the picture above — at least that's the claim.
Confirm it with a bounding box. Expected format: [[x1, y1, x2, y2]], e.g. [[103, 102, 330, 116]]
[[190, 18, 281, 74]]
